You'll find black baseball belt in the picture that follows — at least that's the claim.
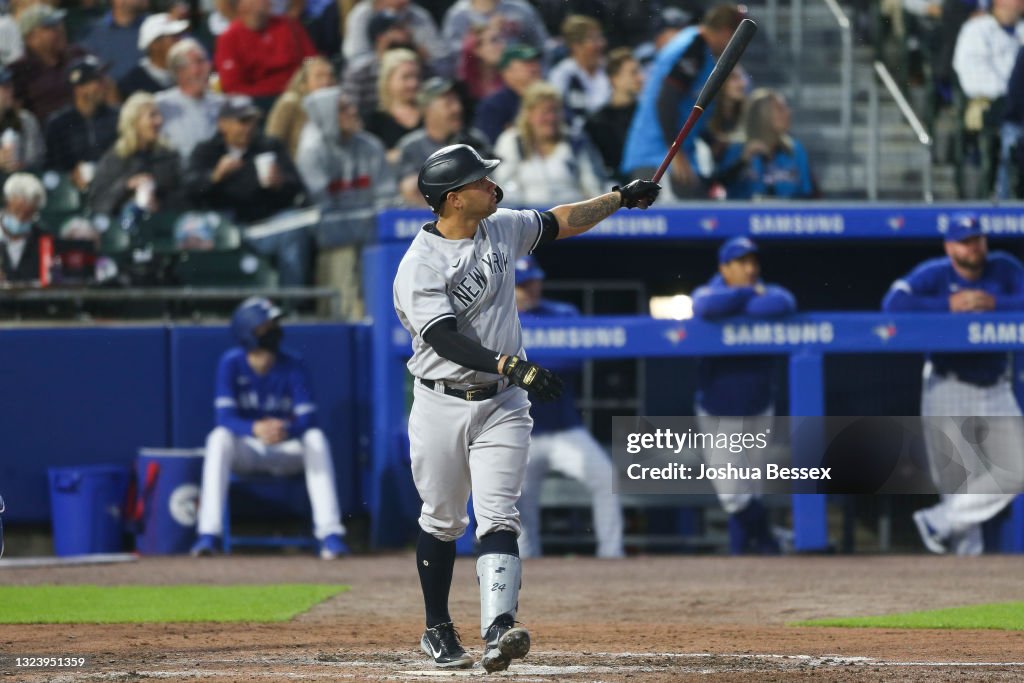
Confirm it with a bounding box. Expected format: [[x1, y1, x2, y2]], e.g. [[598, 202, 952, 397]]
[[418, 378, 503, 401]]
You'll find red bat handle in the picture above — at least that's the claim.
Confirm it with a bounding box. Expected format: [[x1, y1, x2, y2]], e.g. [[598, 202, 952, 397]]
[[650, 106, 704, 184]]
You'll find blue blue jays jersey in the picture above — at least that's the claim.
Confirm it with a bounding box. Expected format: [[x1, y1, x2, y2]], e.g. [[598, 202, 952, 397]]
[[520, 299, 584, 434], [214, 347, 318, 438], [883, 252, 1024, 385], [734, 140, 814, 199], [692, 275, 797, 415]]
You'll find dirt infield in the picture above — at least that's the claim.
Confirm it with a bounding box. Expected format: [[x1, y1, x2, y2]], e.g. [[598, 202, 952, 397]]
[[2, 554, 1023, 681]]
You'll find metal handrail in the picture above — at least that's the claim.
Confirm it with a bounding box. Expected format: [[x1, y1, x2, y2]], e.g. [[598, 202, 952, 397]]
[[765, 0, 778, 45], [0, 286, 343, 317], [868, 60, 934, 202], [821, 0, 853, 150], [789, 0, 853, 186]]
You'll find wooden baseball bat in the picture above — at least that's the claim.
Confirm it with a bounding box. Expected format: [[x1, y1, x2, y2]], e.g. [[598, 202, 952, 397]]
[[651, 18, 758, 184]]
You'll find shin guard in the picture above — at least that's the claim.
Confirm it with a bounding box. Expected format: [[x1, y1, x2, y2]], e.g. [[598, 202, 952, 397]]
[[476, 553, 521, 638]]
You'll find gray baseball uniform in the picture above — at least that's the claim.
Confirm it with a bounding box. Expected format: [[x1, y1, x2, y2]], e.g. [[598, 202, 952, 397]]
[[398, 142, 659, 671], [393, 207, 545, 541]]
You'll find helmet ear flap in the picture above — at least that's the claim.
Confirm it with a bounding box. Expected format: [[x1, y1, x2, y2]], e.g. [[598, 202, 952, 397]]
[[494, 184, 503, 205]]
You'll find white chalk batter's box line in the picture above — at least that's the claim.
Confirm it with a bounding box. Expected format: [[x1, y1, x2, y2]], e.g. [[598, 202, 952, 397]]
[[39, 653, 1024, 681]]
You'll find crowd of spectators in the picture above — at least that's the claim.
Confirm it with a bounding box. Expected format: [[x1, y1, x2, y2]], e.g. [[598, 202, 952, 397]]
[[871, 0, 1024, 200], [0, 0, 828, 311]]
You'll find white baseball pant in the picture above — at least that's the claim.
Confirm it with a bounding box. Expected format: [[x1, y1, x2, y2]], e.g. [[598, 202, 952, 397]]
[[517, 426, 624, 559], [696, 407, 775, 514], [409, 380, 533, 542], [918, 361, 1024, 555], [196, 426, 346, 540]]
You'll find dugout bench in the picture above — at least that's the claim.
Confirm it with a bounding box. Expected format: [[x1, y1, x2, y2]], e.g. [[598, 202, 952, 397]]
[[363, 204, 1024, 552]]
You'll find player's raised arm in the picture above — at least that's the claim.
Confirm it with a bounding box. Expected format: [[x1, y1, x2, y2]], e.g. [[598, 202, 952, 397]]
[[548, 179, 661, 239]]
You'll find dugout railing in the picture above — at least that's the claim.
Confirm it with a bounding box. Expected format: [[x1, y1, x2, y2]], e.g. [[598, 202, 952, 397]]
[[363, 203, 1024, 552]]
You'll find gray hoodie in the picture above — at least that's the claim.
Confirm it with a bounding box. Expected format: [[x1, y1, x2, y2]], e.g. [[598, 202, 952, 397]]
[[296, 87, 396, 248]]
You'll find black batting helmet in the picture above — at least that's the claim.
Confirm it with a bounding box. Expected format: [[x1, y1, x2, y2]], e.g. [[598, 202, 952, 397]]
[[418, 144, 502, 212]]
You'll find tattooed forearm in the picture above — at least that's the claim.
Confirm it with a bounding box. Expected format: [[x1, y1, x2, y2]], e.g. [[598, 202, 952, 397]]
[[566, 192, 621, 230]]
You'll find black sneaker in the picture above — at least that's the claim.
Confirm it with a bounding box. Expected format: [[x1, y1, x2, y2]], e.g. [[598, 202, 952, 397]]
[[420, 622, 473, 669], [481, 613, 531, 673]]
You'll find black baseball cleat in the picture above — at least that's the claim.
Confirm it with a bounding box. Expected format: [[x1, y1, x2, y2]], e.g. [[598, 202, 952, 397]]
[[481, 613, 531, 673], [420, 622, 474, 669]]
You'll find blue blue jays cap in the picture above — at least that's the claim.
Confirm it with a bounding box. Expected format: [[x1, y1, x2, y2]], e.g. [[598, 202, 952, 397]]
[[944, 212, 982, 242], [515, 255, 545, 285], [231, 296, 283, 349], [718, 237, 758, 264]]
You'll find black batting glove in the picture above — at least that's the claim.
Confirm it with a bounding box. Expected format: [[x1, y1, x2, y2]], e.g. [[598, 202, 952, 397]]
[[613, 179, 661, 209], [502, 355, 563, 401]]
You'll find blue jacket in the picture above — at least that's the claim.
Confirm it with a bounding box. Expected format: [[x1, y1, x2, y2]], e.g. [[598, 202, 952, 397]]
[[732, 139, 815, 199], [882, 252, 1024, 385], [214, 347, 319, 439], [520, 299, 584, 434], [693, 275, 797, 415], [620, 27, 714, 174]]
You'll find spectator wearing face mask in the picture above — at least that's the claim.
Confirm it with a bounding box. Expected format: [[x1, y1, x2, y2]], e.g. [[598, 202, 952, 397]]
[[118, 12, 189, 97], [0, 172, 47, 284]]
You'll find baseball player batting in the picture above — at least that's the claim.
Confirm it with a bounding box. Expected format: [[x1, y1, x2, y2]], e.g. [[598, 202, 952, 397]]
[[882, 213, 1024, 555], [394, 144, 659, 671]]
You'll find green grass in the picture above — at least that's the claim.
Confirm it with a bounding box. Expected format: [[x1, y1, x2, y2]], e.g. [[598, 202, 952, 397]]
[[0, 584, 348, 624], [795, 602, 1024, 631]]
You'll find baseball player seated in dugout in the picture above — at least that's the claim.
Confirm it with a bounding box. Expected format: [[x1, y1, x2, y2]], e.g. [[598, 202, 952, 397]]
[[883, 213, 1024, 555], [514, 255, 624, 559], [693, 237, 796, 554], [190, 297, 349, 559], [393, 144, 658, 670]]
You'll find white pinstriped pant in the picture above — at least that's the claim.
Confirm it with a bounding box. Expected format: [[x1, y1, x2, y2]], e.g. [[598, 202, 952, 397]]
[[917, 361, 1024, 555]]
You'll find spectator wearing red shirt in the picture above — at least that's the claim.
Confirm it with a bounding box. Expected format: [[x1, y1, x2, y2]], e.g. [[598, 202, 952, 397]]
[[214, 0, 317, 109]]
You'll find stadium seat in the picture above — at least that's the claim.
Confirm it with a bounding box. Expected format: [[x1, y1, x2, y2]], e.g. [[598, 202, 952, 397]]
[[175, 249, 277, 288], [213, 215, 242, 250], [221, 472, 317, 554], [40, 171, 82, 213]]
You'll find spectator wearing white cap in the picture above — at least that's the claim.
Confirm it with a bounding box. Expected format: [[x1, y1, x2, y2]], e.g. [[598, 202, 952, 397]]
[[79, 0, 147, 82], [118, 13, 189, 97]]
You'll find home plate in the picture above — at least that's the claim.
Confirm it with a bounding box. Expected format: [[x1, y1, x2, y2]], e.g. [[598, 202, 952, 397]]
[[398, 664, 591, 677]]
